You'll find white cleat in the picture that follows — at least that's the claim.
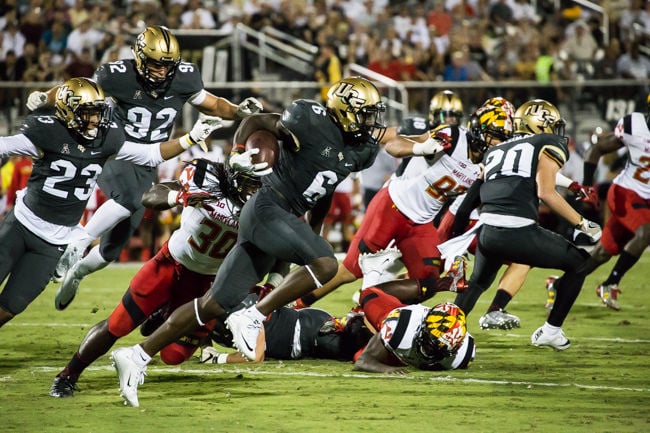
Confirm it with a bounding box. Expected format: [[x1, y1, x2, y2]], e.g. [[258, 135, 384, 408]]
[[53, 244, 85, 283], [358, 246, 403, 289], [531, 326, 570, 351], [110, 347, 146, 407], [478, 309, 521, 330], [55, 266, 83, 311], [225, 307, 262, 361]]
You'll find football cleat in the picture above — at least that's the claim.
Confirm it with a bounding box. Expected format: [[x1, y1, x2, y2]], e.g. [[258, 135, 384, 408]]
[[225, 307, 262, 361], [446, 256, 468, 293], [358, 246, 403, 289], [478, 309, 521, 330], [55, 266, 83, 311], [49, 375, 77, 398], [545, 276, 559, 312], [111, 347, 147, 407], [596, 284, 621, 311], [54, 243, 85, 283], [199, 346, 221, 364], [531, 326, 570, 350]]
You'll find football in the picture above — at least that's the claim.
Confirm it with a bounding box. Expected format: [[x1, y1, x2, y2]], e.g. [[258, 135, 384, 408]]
[[246, 129, 280, 168]]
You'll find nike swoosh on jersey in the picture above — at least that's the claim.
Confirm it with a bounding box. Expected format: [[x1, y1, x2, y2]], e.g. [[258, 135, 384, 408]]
[[164, 96, 174, 100]]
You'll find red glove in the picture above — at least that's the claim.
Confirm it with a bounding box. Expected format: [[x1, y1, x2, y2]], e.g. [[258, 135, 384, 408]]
[[177, 188, 215, 210], [568, 182, 599, 209], [431, 130, 453, 150]]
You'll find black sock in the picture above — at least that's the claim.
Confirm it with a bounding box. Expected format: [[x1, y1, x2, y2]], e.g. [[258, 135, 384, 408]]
[[487, 289, 512, 313], [59, 352, 90, 383], [602, 251, 639, 286]]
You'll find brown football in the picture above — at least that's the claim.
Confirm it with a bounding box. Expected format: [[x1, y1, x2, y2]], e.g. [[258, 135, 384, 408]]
[[245, 129, 280, 168]]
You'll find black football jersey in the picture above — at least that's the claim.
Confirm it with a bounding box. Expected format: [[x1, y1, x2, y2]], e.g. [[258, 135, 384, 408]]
[[263, 307, 332, 359], [266, 99, 379, 215], [20, 114, 125, 226], [480, 133, 569, 221], [396, 116, 429, 135], [94, 59, 204, 144]]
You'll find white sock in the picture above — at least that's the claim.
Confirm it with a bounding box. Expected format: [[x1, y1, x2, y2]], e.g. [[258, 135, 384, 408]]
[[73, 245, 110, 278], [542, 322, 561, 335], [83, 199, 131, 239], [249, 306, 266, 321], [131, 344, 152, 368]]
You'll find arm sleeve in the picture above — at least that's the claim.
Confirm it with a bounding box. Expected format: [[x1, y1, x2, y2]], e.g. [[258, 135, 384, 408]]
[[115, 141, 165, 167], [0, 135, 41, 158]]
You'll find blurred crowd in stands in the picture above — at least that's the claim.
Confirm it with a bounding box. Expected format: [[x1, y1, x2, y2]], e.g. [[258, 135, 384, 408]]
[[0, 0, 645, 256]]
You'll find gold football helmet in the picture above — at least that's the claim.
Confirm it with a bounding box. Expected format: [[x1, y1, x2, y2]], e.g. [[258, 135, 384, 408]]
[[133, 26, 181, 96], [55, 77, 111, 141], [514, 99, 565, 136], [429, 90, 463, 128], [326, 76, 386, 142]]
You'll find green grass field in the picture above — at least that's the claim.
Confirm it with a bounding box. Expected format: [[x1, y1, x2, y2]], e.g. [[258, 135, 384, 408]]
[[2, 254, 649, 433]]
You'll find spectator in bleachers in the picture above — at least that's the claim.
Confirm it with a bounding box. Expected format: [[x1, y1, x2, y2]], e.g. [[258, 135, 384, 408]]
[[560, 20, 600, 78], [180, 0, 217, 29], [367, 48, 401, 81], [616, 39, 650, 79], [39, 19, 68, 64], [62, 46, 95, 79], [99, 33, 132, 64], [315, 43, 342, 103], [68, 0, 89, 28], [0, 20, 25, 61], [18, 8, 45, 47], [66, 18, 107, 61], [427, 1, 453, 37], [23, 48, 58, 82], [511, 0, 540, 24]]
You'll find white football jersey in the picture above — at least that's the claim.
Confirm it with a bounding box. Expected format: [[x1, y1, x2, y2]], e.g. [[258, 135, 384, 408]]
[[167, 164, 241, 275], [388, 130, 481, 223], [612, 112, 650, 199], [379, 304, 475, 370]]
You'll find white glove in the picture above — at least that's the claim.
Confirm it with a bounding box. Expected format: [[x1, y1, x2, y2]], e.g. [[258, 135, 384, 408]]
[[229, 148, 272, 176], [236, 97, 263, 118], [412, 137, 447, 156], [572, 218, 602, 245], [26, 91, 48, 111], [181, 114, 223, 151]]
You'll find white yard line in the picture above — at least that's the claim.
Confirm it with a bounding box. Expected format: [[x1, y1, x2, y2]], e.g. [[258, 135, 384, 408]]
[[29, 365, 650, 393]]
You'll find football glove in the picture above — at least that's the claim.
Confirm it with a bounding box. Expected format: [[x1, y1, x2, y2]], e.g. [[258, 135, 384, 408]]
[[568, 181, 599, 208], [236, 97, 263, 118], [228, 148, 272, 176], [181, 114, 223, 151], [412, 131, 452, 156], [572, 217, 602, 245], [177, 189, 215, 210], [26, 91, 48, 111]]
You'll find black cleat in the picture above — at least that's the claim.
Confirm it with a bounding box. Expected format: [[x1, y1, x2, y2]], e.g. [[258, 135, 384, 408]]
[[49, 375, 77, 398]]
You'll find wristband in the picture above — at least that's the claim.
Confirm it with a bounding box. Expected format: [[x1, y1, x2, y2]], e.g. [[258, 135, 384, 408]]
[[233, 143, 246, 154], [167, 190, 179, 207], [180, 134, 196, 150], [216, 353, 229, 364]]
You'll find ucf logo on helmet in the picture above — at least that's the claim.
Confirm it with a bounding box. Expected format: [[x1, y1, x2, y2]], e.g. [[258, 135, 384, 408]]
[[331, 82, 366, 109]]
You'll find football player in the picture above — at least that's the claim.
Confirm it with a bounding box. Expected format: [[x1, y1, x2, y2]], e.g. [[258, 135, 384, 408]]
[[0, 77, 221, 327], [290, 95, 489, 311], [452, 99, 601, 350], [572, 93, 650, 310], [354, 287, 475, 373], [49, 156, 266, 398], [26, 25, 263, 311], [107, 76, 405, 407], [201, 296, 373, 365]]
